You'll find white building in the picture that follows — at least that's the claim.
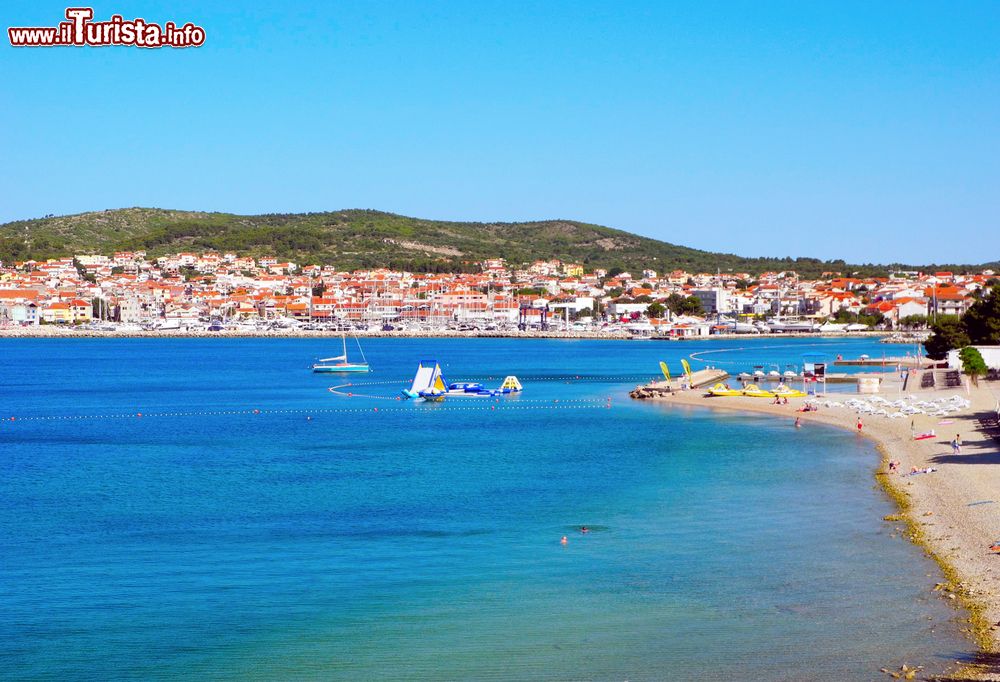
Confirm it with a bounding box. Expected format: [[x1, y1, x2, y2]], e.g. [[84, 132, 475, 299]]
[[692, 288, 732, 314]]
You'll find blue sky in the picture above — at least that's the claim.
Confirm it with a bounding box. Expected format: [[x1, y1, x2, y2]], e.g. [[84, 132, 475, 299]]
[[2, 1, 998, 263]]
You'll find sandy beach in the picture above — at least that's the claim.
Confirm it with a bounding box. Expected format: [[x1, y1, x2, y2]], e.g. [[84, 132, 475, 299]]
[[637, 381, 1000, 679]]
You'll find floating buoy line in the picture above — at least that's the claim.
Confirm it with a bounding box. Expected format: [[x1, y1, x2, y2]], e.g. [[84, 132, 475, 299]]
[[4, 398, 613, 423], [327, 382, 615, 403], [323, 373, 657, 386], [1, 373, 642, 424], [687, 342, 857, 367]]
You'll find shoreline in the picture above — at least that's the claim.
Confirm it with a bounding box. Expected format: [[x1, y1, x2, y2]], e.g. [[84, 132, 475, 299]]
[[634, 385, 1000, 680], [0, 327, 896, 341]]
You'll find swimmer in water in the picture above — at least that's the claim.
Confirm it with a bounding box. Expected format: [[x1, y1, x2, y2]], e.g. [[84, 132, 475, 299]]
[[794, 417, 801, 428], [560, 536, 568, 545], [580, 526, 589, 534]]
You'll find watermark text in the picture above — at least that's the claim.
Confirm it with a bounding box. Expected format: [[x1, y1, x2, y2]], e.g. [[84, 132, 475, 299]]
[[8, 7, 205, 48]]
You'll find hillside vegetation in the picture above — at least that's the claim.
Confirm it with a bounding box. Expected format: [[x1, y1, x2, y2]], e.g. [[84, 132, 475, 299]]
[[0, 207, 995, 277]]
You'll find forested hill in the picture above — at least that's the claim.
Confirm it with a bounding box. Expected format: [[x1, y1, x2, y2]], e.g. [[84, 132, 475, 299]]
[[0, 207, 995, 277]]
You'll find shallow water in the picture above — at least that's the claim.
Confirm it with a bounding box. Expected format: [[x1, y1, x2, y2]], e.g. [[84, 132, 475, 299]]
[[0, 337, 970, 679]]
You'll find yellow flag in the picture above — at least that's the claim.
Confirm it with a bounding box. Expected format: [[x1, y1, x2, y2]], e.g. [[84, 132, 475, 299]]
[[680, 358, 693, 378], [659, 361, 671, 381]]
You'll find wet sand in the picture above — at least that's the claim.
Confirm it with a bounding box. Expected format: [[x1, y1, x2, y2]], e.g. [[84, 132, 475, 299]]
[[637, 382, 1000, 680]]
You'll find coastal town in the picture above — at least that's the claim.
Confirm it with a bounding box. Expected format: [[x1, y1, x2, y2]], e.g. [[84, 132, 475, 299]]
[[0, 250, 994, 336], [7, 1, 1000, 679]]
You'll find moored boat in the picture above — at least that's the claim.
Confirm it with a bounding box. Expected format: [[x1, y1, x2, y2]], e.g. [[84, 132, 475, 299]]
[[706, 382, 743, 397], [772, 384, 807, 398], [741, 383, 776, 398], [312, 334, 370, 373]]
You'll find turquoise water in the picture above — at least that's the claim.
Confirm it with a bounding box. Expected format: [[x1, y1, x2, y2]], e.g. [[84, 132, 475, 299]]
[[0, 337, 969, 680]]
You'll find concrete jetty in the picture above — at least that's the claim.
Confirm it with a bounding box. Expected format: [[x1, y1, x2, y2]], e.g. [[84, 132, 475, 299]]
[[629, 368, 729, 399]]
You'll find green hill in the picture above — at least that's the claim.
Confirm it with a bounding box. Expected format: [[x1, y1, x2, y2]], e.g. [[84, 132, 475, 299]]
[[0, 207, 995, 277]]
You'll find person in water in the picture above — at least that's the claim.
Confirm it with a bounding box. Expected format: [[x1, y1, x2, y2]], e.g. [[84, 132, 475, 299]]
[[794, 417, 801, 428], [580, 526, 589, 534]]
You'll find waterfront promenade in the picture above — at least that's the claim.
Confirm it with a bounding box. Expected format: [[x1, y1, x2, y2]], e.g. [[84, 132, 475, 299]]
[[0, 325, 892, 341]]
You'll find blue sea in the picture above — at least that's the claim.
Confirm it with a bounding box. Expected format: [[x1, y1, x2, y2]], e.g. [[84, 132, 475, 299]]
[[0, 337, 970, 680]]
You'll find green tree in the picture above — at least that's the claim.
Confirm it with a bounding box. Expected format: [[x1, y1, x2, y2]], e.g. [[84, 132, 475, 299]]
[[833, 309, 859, 324], [924, 285, 1000, 358], [91, 297, 113, 320], [646, 302, 666, 318], [898, 314, 927, 329], [665, 293, 704, 316], [858, 311, 885, 328], [959, 346, 988, 386], [72, 258, 97, 283], [924, 316, 970, 360], [962, 284, 1000, 345], [681, 297, 703, 314]]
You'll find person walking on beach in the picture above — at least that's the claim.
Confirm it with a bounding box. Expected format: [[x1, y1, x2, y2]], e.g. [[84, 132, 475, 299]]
[[952, 435, 962, 455], [856, 417, 863, 433]]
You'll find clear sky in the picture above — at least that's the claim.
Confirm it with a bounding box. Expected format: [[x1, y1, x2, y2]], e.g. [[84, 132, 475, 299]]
[[2, 1, 998, 263]]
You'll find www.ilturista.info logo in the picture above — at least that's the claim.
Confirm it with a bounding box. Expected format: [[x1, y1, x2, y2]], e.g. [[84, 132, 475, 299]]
[[8, 7, 205, 48]]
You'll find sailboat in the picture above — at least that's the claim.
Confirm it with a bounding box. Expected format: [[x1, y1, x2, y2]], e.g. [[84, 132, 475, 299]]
[[312, 334, 370, 373]]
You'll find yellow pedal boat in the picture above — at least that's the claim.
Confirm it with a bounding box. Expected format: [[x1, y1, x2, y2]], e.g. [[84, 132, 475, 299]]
[[706, 382, 743, 397], [741, 383, 777, 398], [772, 385, 807, 398]]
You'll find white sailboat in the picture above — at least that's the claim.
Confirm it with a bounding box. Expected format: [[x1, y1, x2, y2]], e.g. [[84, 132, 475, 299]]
[[312, 334, 370, 373]]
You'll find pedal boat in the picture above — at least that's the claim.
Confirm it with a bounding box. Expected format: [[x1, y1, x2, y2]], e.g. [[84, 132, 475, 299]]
[[706, 382, 743, 397]]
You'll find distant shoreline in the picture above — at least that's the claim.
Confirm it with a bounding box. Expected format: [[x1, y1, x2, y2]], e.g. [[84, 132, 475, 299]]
[[635, 385, 1000, 679], [0, 327, 898, 341]]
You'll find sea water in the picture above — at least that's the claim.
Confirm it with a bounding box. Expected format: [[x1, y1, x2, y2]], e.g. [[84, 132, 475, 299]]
[[0, 337, 970, 680]]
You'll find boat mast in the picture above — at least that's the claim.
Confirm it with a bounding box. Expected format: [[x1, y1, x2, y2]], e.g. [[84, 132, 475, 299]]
[[354, 333, 368, 365]]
